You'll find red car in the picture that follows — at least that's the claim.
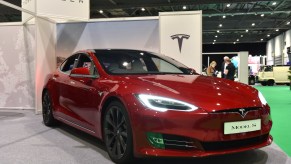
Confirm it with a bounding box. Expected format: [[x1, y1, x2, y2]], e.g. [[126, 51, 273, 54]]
[[42, 49, 272, 163]]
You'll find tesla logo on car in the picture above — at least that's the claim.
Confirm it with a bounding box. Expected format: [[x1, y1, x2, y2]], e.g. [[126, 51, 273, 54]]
[[170, 34, 190, 53], [238, 108, 248, 118]]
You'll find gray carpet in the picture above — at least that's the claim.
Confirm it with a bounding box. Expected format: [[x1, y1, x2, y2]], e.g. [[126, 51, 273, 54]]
[[0, 109, 290, 164]]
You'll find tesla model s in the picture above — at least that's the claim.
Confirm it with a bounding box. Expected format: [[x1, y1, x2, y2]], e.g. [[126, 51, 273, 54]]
[[42, 49, 272, 164]]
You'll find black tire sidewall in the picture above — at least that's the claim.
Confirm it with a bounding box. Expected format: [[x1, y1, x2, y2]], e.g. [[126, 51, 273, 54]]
[[42, 90, 57, 126]]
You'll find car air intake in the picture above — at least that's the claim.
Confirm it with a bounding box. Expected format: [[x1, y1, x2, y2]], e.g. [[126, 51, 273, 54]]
[[201, 134, 269, 151], [162, 134, 200, 150]]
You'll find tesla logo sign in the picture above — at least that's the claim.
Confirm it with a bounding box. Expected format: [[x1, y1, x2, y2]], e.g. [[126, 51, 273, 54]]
[[238, 108, 248, 118], [171, 34, 190, 53]]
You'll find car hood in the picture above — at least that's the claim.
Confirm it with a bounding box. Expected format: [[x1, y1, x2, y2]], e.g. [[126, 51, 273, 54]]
[[116, 74, 262, 112]]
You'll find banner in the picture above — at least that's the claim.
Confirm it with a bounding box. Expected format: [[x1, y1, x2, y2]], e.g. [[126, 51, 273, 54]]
[[37, 0, 90, 20], [22, 0, 35, 23], [159, 11, 202, 72]]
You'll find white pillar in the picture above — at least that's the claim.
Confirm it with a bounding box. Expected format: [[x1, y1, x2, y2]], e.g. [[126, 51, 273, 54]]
[[238, 51, 249, 84], [35, 18, 56, 114]]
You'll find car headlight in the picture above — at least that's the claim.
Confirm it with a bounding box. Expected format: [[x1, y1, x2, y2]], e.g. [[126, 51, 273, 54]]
[[136, 94, 198, 112], [258, 91, 267, 105]]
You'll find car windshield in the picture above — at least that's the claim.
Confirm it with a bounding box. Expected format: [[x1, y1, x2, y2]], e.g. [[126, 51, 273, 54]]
[[94, 50, 193, 75]]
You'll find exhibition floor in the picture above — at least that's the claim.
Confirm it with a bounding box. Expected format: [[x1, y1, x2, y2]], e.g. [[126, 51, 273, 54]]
[[0, 108, 290, 164], [255, 85, 291, 156]]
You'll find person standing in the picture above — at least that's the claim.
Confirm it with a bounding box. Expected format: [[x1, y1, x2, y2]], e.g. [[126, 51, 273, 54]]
[[207, 61, 217, 76], [221, 56, 229, 78], [224, 58, 235, 81]]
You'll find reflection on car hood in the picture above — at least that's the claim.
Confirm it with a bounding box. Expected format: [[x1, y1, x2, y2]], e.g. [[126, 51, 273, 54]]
[[118, 74, 262, 112]]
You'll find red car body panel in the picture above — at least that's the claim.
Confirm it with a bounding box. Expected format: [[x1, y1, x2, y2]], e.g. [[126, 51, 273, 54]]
[[43, 50, 272, 158]]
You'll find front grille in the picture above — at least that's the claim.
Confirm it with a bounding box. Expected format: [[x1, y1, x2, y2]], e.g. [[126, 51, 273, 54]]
[[201, 134, 269, 151], [162, 134, 199, 150]]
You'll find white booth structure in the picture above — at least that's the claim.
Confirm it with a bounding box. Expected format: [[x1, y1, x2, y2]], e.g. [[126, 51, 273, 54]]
[[0, 1, 202, 113]]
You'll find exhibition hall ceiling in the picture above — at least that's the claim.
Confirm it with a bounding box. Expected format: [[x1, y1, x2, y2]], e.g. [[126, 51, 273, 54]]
[[0, 0, 291, 44]]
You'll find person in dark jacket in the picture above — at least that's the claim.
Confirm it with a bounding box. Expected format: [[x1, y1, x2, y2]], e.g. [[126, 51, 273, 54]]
[[224, 59, 235, 81], [221, 56, 229, 78]]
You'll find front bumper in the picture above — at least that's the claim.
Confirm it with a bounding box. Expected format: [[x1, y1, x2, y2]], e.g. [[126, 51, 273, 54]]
[[128, 102, 272, 157]]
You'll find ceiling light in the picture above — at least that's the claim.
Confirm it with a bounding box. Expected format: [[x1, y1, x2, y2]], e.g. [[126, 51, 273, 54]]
[[141, 8, 146, 11], [287, 21, 291, 25], [227, 4, 231, 7], [261, 39, 264, 41], [276, 29, 279, 31], [214, 40, 216, 42], [241, 35, 244, 37], [233, 42, 236, 44], [183, 6, 187, 10], [215, 35, 218, 38], [246, 29, 249, 32], [252, 23, 255, 26], [261, 14, 264, 17], [219, 24, 222, 27], [267, 34, 270, 37], [209, 15, 212, 18], [99, 10, 103, 13], [213, 42, 215, 44], [217, 30, 220, 33], [272, 2, 277, 5], [237, 39, 239, 42], [222, 15, 226, 19]]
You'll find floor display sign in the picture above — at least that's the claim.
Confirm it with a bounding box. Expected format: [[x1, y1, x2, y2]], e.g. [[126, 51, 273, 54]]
[[159, 11, 202, 73]]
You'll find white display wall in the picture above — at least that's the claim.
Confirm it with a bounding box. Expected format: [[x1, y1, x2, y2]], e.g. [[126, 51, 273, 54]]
[[56, 19, 159, 59], [159, 11, 202, 72], [0, 24, 35, 109], [267, 29, 291, 65]]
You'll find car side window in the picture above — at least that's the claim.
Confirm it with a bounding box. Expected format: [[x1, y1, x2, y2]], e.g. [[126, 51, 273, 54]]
[[60, 54, 79, 74], [75, 54, 98, 76]]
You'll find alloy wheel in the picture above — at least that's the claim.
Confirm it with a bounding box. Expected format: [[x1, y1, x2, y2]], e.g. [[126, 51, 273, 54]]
[[104, 106, 128, 159]]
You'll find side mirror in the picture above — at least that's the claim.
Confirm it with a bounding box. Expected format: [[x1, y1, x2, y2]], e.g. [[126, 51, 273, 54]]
[[70, 67, 98, 78], [71, 67, 90, 75]]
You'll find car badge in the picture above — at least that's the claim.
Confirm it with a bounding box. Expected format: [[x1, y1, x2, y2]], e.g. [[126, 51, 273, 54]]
[[238, 108, 247, 118], [170, 34, 190, 53], [98, 91, 103, 96]]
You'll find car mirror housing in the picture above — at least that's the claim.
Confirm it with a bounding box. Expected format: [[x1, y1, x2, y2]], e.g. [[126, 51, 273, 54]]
[[70, 67, 98, 78]]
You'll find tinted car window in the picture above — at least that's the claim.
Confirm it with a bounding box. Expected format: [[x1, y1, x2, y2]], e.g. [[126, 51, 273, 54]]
[[94, 50, 186, 75]]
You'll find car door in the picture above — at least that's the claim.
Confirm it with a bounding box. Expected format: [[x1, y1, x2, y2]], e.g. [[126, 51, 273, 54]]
[[66, 53, 102, 131], [55, 54, 80, 121]]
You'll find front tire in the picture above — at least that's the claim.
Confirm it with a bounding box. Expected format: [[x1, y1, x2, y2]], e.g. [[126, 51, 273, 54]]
[[42, 90, 58, 126], [103, 101, 134, 164]]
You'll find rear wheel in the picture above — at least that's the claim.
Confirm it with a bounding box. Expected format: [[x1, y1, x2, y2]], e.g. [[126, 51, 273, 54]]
[[42, 90, 58, 126], [261, 82, 267, 86], [103, 101, 134, 164], [267, 80, 274, 86]]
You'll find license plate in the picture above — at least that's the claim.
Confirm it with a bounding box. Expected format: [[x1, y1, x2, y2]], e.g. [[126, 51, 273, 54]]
[[224, 119, 261, 135]]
